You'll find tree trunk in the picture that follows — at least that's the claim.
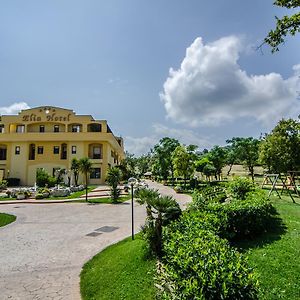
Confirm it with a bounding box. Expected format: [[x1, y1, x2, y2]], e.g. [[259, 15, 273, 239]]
[[227, 163, 233, 176], [85, 173, 88, 202]]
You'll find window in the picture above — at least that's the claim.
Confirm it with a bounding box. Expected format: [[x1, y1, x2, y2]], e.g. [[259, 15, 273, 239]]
[[72, 125, 81, 132], [37, 146, 44, 154], [71, 146, 76, 154], [90, 168, 101, 179], [0, 147, 7, 160], [39, 125, 45, 133], [16, 125, 25, 133], [0, 125, 4, 133], [15, 146, 20, 155], [29, 144, 35, 160], [93, 146, 101, 159], [53, 146, 59, 154], [54, 125, 59, 132]]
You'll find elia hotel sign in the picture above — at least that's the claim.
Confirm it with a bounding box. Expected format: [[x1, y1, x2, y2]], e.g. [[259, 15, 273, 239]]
[[21, 107, 73, 122]]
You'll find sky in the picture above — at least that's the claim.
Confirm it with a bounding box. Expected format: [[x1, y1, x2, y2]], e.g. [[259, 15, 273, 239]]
[[0, 0, 299, 155]]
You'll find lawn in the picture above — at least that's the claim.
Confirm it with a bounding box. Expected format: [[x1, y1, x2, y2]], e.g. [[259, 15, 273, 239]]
[[234, 194, 300, 299], [0, 212, 16, 227], [80, 235, 156, 300]]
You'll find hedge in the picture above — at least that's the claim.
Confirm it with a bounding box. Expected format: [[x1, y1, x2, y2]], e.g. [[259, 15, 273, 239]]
[[158, 213, 259, 299]]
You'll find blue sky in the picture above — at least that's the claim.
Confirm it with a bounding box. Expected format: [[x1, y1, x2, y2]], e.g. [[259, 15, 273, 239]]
[[0, 0, 299, 155]]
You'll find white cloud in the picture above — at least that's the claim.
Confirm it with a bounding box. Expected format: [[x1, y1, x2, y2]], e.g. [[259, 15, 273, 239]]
[[160, 36, 300, 127], [125, 124, 214, 156], [0, 102, 30, 115]]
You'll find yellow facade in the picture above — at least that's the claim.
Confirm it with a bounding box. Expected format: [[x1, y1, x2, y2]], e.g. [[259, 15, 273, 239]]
[[0, 106, 125, 186]]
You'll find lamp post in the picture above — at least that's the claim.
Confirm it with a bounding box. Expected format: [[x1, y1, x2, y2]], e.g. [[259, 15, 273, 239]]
[[128, 177, 137, 240]]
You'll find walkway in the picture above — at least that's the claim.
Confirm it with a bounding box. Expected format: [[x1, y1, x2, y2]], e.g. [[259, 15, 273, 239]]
[[0, 181, 191, 300]]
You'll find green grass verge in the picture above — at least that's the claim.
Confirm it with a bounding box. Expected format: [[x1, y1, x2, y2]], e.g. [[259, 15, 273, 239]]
[[80, 235, 156, 300], [84, 194, 131, 204], [235, 194, 300, 299], [0, 212, 16, 227]]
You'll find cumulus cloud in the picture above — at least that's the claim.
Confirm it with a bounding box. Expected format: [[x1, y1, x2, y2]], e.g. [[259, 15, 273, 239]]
[[0, 102, 30, 115], [125, 124, 214, 156], [160, 36, 300, 126]]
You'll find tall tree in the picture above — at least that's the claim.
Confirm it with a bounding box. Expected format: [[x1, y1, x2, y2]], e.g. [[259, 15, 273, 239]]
[[208, 146, 227, 180], [79, 157, 92, 202], [71, 158, 80, 186], [152, 137, 180, 183], [172, 145, 195, 188], [235, 137, 260, 181], [118, 152, 137, 180], [259, 118, 300, 173], [265, 0, 300, 52]]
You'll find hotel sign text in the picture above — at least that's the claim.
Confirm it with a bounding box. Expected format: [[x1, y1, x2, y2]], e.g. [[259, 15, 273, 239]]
[[22, 113, 72, 122]]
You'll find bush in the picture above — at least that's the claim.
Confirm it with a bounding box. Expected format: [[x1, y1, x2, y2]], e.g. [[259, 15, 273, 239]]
[[36, 169, 56, 187], [158, 216, 259, 299], [207, 191, 274, 240], [227, 177, 255, 200], [35, 193, 44, 199], [0, 180, 8, 191]]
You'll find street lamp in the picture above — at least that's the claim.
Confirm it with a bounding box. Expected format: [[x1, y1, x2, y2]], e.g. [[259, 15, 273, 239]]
[[128, 177, 137, 240]]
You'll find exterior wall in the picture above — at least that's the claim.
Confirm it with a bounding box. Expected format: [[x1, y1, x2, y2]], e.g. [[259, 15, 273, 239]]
[[0, 106, 125, 186]]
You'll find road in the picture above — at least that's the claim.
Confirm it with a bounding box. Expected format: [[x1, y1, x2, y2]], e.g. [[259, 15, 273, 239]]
[[0, 181, 191, 299]]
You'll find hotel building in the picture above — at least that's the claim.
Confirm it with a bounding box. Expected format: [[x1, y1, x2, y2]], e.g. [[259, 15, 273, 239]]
[[0, 106, 125, 186]]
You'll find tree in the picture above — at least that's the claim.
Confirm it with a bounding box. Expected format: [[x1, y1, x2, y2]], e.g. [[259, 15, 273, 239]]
[[235, 137, 260, 181], [135, 154, 152, 178], [265, 1, 300, 52], [172, 145, 195, 188], [71, 158, 80, 186], [79, 157, 92, 202], [152, 137, 180, 184], [225, 137, 244, 176], [106, 167, 122, 203], [135, 188, 181, 257], [208, 146, 227, 180], [118, 152, 137, 181], [259, 118, 300, 173]]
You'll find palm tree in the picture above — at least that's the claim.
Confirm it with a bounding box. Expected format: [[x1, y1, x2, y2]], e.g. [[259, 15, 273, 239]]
[[71, 158, 80, 186], [136, 188, 181, 257], [79, 157, 92, 202], [106, 167, 122, 203]]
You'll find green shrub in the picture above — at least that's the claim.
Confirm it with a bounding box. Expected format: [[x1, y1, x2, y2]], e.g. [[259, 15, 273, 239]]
[[208, 191, 274, 240], [36, 169, 56, 187], [159, 218, 259, 299], [227, 177, 255, 200], [35, 193, 44, 199], [0, 180, 8, 191]]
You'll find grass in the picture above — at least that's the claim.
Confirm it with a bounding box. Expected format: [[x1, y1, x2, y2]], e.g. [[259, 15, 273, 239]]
[[84, 194, 131, 204], [0, 212, 16, 227], [234, 194, 300, 299], [80, 235, 156, 300]]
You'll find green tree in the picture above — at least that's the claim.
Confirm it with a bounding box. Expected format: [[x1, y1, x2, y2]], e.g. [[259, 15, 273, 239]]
[[208, 146, 227, 180], [106, 167, 122, 202], [118, 152, 137, 180], [71, 158, 80, 186], [265, 1, 300, 52], [235, 137, 260, 181], [135, 154, 152, 178], [259, 118, 300, 173], [79, 157, 92, 202], [152, 137, 180, 184], [172, 145, 195, 188]]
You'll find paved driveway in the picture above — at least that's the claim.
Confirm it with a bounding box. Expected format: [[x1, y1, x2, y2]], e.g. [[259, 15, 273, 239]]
[[0, 181, 191, 300]]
